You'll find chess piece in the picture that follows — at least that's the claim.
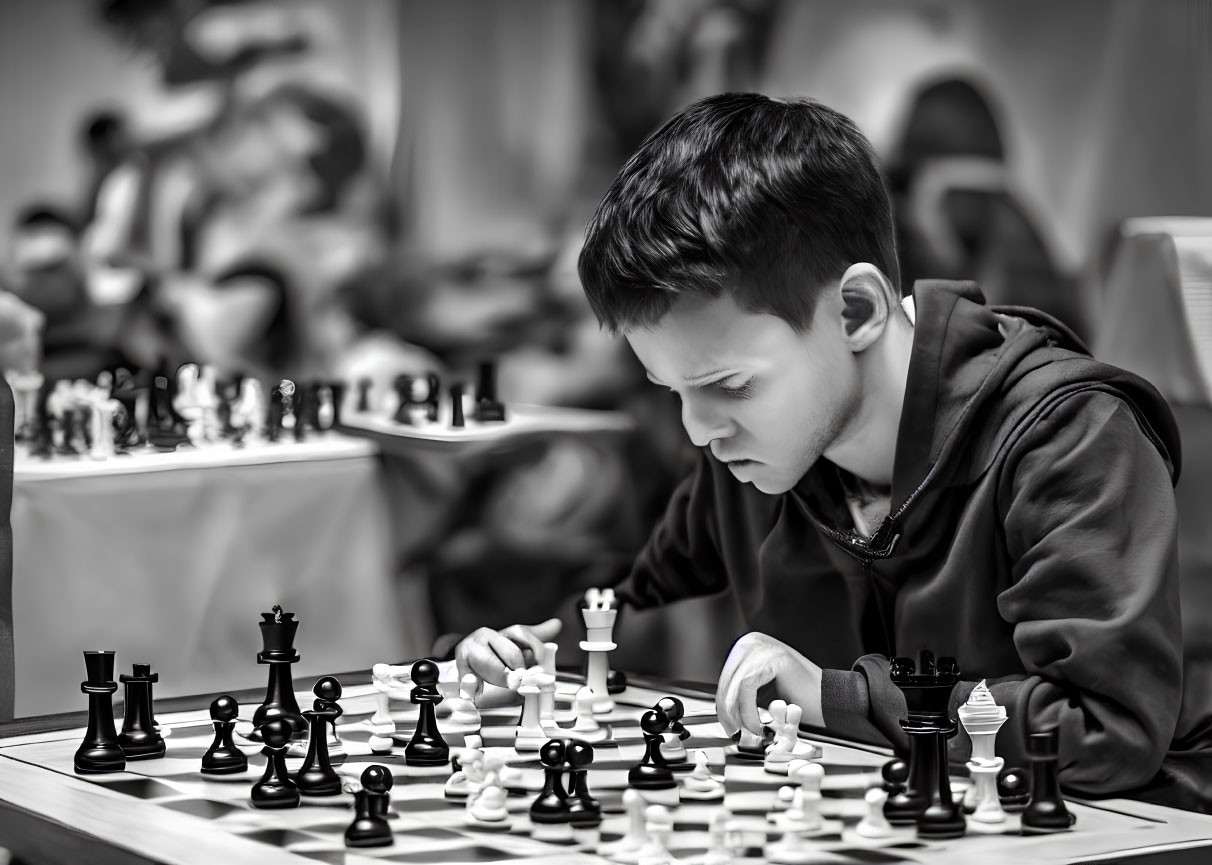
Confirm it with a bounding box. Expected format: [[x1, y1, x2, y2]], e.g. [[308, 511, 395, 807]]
[[345, 765, 394, 847], [473, 360, 506, 422], [250, 606, 306, 740], [766, 784, 796, 820], [530, 738, 573, 840], [702, 809, 736, 865], [607, 668, 628, 695], [327, 380, 347, 428], [537, 642, 559, 728], [293, 681, 343, 796], [682, 750, 724, 800], [883, 651, 965, 839], [566, 740, 602, 828], [855, 787, 896, 839], [404, 659, 449, 766], [202, 695, 248, 774], [734, 724, 775, 760], [449, 383, 465, 427], [958, 680, 1007, 822], [250, 719, 300, 809], [445, 672, 482, 734], [997, 765, 1032, 812], [423, 373, 440, 421], [1021, 728, 1075, 834], [312, 675, 345, 752], [445, 738, 485, 801], [764, 702, 819, 775], [600, 788, 648, 861], [392, 374, 414, 425], [581, 587, 618, 714], [355, 377, 372, 413], [570, 686, 611, 742], [628, 710, 678, 805], [635, 804, 675, 865], [74, 651, 126, 774], [509, 666, 554, 750], [881, 757, 909, 796], [468, 780, 510, 827], [117, 663, 165, 759]]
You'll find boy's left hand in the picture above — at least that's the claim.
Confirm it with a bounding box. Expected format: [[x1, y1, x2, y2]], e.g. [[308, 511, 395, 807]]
[[716, 631, 824, 736]]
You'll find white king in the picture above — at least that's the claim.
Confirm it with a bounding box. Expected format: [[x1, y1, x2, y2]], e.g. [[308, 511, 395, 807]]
[[580, 587, 618, 714]]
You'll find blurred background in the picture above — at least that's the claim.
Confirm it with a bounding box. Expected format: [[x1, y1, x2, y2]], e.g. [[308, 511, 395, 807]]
[[0, 0, 1208, 716]]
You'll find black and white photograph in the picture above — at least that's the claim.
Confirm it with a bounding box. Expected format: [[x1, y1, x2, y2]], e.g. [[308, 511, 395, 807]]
[[0, 0, 1209, 862]]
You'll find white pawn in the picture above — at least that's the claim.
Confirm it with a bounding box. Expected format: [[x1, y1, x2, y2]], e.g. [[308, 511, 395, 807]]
[[702, 809, 736, 865], [766, 784, 796, 821], [600, 788, 648, 863], [367, 733, 395, 754], [765, 703, 820, 775], [636, 804, 675, 865], [445, 736, 484, 800], [467, 781, 510, 827], [682, 750, 724, 801], [508, 667, 552, 751], [855, 787, 896, 839], [445, 673, 482, 734], [570, 686, 611, 742]]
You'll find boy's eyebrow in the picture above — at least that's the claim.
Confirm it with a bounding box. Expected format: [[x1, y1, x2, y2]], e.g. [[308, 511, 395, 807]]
[[646, 368, 737, 387]]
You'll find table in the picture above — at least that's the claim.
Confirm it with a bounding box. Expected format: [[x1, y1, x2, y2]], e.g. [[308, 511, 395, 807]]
[[1, 665, 1211, 865], [10, 436, 422, 719]]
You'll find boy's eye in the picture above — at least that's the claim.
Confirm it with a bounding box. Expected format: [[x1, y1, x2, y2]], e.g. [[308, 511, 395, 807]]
[[716, 379, 754, 398]]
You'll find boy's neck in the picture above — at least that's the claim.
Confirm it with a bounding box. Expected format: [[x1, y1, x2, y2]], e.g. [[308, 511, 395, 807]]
[[823, 306, 915, 488]]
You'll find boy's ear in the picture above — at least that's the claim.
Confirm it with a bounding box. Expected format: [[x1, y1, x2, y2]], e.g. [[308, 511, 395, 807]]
[[839, 263, 896, 352]]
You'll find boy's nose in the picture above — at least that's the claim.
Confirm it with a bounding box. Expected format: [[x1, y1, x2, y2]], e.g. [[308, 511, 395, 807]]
[[681, 398, 733, 448]]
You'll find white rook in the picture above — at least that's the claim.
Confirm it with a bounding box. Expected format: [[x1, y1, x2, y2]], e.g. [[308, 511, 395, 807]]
[[580, 587, 618, 715]]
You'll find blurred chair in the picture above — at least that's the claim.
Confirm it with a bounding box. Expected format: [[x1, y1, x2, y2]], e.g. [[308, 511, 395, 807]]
[[1095, 217, 1212, 724], [886, 77, 1086, 337]]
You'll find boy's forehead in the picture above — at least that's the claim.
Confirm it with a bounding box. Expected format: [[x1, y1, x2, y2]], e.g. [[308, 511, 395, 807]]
[[624, 294, 798, 378]]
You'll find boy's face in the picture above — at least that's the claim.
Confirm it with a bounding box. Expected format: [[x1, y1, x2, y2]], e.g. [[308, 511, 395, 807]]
[[625, 290, 861, 494]]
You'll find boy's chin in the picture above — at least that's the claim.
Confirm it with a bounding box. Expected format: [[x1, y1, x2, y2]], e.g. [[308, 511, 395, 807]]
[[746, 470, 796, 496]]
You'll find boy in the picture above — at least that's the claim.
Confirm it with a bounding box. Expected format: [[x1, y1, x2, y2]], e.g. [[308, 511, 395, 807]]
[[452, 93, 1205, 804]]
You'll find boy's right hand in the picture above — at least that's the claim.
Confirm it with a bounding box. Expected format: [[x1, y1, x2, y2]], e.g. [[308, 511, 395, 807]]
[[454, 618, 563, 689]]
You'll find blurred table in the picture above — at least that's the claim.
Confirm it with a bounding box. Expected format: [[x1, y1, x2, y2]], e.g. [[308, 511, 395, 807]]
[[10, 435, 418, 718]]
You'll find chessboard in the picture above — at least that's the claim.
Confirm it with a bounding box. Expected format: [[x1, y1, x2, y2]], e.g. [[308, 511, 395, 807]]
[[2, 663, 1212, 865]]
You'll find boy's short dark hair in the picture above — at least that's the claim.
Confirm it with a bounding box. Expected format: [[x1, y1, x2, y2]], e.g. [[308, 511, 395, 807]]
[[579, 93, 899, 335]]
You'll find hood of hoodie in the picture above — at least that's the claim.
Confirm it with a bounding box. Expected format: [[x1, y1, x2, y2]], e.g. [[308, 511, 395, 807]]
[[793, 279, 1182, 559]]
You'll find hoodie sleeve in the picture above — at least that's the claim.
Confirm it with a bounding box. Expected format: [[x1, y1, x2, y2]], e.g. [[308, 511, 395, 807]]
[[612, 452, 731, 610], [987, 389, 1182, 794]]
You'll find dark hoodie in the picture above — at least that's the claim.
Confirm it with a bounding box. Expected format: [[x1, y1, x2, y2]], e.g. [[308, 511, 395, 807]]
[[614, 280, 1207, 803]]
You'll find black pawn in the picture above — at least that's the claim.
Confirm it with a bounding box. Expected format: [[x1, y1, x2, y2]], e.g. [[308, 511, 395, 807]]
[[346, 765, 394, 848], [404, 659, 449, 766], [202, 695, 248, 775], [606, 669, 628, 695], [313, 675, 345, 740], [530, 739, 571, 824], [1021, 729, 1075, 833], [118, 663, 165, 759], [294, 708, 342, 796], [565, 740, 601, 828], [656, 696, 691, 741], [74, 651, 126, 774], [250, 719, 300, 809], [882, 757, 909, 796], [628, 710, 676, 790], [997, 766, 1032, 812], [449, 383, 465, 428], [328, 381, 347, 428]]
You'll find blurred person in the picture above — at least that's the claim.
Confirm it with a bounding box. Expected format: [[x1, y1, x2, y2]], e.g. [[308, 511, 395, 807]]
[[450, 93, 1212, 811], [0, 207, 128, 380], [885, 76, 1087, 337]]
